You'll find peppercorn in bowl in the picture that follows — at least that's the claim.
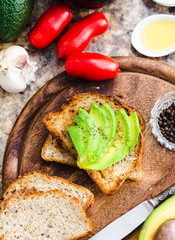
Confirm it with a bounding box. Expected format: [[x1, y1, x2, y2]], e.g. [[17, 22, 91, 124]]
[[150, 91, 175, 151]]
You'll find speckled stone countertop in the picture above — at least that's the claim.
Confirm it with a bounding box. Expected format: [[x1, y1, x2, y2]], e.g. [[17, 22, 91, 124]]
[[0, 0, 175, 191]]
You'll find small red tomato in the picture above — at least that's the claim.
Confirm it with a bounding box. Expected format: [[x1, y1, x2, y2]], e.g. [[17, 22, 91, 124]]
[[65, 52, 120, 81], [57, 12, 108, 59], [28, 3, 72, 49]]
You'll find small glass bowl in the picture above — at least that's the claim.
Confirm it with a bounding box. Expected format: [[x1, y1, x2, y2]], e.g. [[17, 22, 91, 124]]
[[150, 91, 175, 151]]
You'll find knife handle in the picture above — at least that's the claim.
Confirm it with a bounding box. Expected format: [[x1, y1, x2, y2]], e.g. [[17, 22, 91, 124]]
[[149, 184, 175, 207]]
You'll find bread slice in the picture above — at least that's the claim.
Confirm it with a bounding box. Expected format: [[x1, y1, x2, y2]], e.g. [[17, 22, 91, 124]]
[[0, 189, 93, 240], [41, 134, 141, 181], [42, 134, 76, 167], [87, 132, 144, 194], [43, 93, 145, 195], [1, 171, 94, 210]]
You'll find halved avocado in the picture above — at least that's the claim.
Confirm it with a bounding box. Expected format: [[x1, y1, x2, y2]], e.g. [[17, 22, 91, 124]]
[[128, 112, 140, 152], [70, 108, 100, 162], [139, 195, 175, 240], [80, 108, 131, 171]]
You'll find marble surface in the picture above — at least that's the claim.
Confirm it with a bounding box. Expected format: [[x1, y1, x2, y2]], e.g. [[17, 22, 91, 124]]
[[0, 0, 175, 191]]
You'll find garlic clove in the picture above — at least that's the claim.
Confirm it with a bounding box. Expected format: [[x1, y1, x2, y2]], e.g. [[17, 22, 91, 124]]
[[0, 45, 38, 93], [0, 68, 26, 93], [1, 46, 28, 69]]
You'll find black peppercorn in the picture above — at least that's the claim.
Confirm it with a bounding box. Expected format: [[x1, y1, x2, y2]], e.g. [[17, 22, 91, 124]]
[[158, 102, 175, 144]]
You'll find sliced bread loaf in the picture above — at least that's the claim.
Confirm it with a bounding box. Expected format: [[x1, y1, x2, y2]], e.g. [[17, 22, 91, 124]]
[[0, 189, 93, 240], [1, 171, 94, 210], [41, 134, 141, 181], [43, 93, 144, 194]]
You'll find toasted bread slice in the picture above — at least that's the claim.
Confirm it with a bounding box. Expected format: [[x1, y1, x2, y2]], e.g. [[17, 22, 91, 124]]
[[1, 171, 94, 210], [43, 93, 144, 195], [0, 189, 93, 240], [87, 132, 144, 194], [41, 134, 141, 181], [41, 134, 76, 167]]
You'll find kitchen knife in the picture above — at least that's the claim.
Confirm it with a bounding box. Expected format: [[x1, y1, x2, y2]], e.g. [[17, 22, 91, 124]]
[[90, 184, 175, 240]]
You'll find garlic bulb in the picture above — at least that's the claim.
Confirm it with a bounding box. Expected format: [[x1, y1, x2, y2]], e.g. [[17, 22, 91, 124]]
[[0, 46, 38, 93]]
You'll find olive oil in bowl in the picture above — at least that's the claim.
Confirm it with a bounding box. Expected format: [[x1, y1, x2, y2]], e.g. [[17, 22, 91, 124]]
[[131, 14, 175, 57], [141, 20, 175, 51]]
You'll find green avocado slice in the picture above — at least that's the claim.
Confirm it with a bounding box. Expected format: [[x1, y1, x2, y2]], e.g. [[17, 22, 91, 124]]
[[128, 112, 140, 152], [77, 102, 117, 168], [88, 103, 108, 163], [68, 126, 85, 156], [71, 108, 100, 162], [101, 102, 118, 153], [139, 195, 175, 240], [80, 108, 131, 171]]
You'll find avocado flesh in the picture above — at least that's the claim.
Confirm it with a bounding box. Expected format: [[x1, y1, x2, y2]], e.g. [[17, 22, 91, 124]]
[[102, 102, 118, 153], [78, 102, 117, 168], [68, 126, 85, 156], [139, 195, 175, 240], [73, 108, 100, 162], [80, 108, 131, 171], [128, 112, 140, 152], [87, 103, 108, 163]]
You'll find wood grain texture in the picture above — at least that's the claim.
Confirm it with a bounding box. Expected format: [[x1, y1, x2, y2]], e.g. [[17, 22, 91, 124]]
[[2, 57, 175, 240]]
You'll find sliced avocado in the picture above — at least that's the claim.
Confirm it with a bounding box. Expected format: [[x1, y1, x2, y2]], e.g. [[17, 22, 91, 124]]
[[101, 102, 118, 153], [73, 108, 100, 162], [139, 195, 175, 240], [68, 126, 85, 156], [78, 102, 117, 168], [88, 103, 108, 162], [80, 108, 131, 171], [128, 112, 140, 152]]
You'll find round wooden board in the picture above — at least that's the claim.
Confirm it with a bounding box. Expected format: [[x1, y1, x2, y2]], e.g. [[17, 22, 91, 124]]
[[3, 57, 175, 240]]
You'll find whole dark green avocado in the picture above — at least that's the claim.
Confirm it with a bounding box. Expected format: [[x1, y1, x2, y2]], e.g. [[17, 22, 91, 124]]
[[0, 0, 34, 42]]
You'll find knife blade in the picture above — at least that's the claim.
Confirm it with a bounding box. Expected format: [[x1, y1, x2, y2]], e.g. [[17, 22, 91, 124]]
[[90, 184, 175, 240]]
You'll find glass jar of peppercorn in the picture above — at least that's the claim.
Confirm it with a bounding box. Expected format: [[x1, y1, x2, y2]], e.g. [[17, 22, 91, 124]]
[[150, 91, 175, 151]]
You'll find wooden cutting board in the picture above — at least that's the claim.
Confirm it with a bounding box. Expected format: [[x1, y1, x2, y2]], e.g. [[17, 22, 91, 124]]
[[2, 57, 175, 239]]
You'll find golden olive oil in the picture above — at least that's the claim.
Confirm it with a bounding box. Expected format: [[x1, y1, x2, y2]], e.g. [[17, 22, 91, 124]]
[[141, 20, 175, 51]]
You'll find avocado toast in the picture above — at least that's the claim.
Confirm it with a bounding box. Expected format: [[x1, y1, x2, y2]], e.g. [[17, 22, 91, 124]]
[[43, 93, 144, 195]]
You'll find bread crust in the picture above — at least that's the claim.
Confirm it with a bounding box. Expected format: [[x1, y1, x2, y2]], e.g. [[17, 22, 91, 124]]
[[41, 132, 143, 182], [87, 132, 144, 194], [43, 92, 145, 195], [0, 189, 93, 240], [1, 171, 94, 210], [128, 132, 144, 181]]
